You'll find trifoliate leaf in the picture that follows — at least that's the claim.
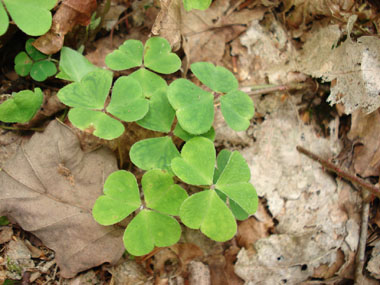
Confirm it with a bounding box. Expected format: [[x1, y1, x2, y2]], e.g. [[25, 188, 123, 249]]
[[129, 68, 167, 98], [179, 190, 236, 241], [107, 76, 149, 122], [191, 62, 238, 93], [105, 39, 143, 71], [130, 136, 180, 172], [68, 108, 124, 140], [25, 39, 47, 61], [3, 0, 56, 36], [144, 37, 181, 74], [30, 60, 57, 82], [136, 90, 175, 133], [123, 210, 181, 256], [142, 170, 188, 216], [0, 88, 43, 123], [92, 170, 141, 225], [171, 137, 215, 186], [168, 79, 214, 135], [58, 47, 100, 82], [220, 90, 254, 131], [14, 52, 33, 76], [57, 69, 112, 109], [173, 123, 215, 141]]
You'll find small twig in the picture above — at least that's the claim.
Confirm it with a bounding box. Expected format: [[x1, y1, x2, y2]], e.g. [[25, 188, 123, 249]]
[[0, 125, 45, 132], [296, 146, 380, 198], [244, 82, 310, 96], [355, 198, 370, 282]]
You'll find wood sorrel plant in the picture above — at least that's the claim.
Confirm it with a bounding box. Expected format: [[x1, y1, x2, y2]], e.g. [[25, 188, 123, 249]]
[[55, 36, 258, 256]]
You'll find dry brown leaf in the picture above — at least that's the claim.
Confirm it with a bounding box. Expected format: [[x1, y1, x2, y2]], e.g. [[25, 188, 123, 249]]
[[152, 0, 182, 51], [348, 109, 380, 177], [236, 201, 274, 249], [0, 120, 124, 278], [33, 0, 97, 54], [153, 0, 264, 64], [170, 243, 204, 268], [0, 226, 13, 244]]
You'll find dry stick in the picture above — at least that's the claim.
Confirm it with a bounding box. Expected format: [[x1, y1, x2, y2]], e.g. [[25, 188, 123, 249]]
[[297, 146, 374, 281], [355, 199, 370, 282], [296, 146, 380, 198]]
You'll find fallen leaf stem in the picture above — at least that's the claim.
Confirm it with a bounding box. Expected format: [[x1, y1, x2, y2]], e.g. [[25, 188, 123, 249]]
[[296, 145, 380, 198], [244, 82, 309, 96], [0, 125, 44, 132]]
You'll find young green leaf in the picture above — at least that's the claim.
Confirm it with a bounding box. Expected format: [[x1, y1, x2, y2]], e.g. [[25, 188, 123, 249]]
[[191, 62, 238, 93], [142, 170, 188, 216], [106, 76, 149, 122], [171, 137, 215, 186], [220, 90, 254, 131], [68, 108, 124, 140], [214, 151, 258, 215], [3, 0, 56, 36], [144, 37, 181, 74], [92, 170, 141, 226], [173, 123, 215, 142], [136, 90, 175, 133], [14, 52, 33, 76], [25, 39, 47, 61], [123, 210, 181, 256], [179, 190, 237, 241], [58, 47, 100, 82], [167, 79, 214, 135], [0, 88, 43, 123], [105, 39, 143, 71], [129, 68, 167, 98], [130, 136, 180, 172], [183, 0, 212, 11], [0, 2, 9, 36], [30, 60, 57, 82], [57, 69, 112, 109]]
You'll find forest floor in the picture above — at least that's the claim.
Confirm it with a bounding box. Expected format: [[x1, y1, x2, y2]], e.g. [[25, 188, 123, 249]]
[[1, 0, 380, 284]]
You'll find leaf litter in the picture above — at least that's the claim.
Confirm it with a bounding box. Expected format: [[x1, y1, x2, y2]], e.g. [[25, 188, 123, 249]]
[[0, 120, 124, 278]]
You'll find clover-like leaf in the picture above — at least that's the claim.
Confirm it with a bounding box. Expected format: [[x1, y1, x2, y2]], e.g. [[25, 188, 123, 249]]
[[168, 79, 214, 135], [107, 76, 149, 122], [215, 150, 258, 215], [171, 137, 215, 186], [57, 69, 112, 109], [14, 52, 33, 76], [191, 62, 238, 93], [136, 90, 175, 133], [68, 108, 124, 140], [130, 136, 180, 172], [173, 123, 215, 142], [183, 0, 212, 11], [0, 2, 9, 36], [30, 60, 57, 82], [142, 170, 188, 216], [220, 90, 254, 131], [92, 170, 141, 226], [25, 39, 47, 61], [179, 190, 236, 242], [129, 68, 167, 98], [105, 39, 143, 71], [58, 47, 100, 82], [144, 37, 181, 74], [3, 0, 56, 36], [123, 210, 181, 256], [215, 190, 249, 221], [0, 88, 43, 123]]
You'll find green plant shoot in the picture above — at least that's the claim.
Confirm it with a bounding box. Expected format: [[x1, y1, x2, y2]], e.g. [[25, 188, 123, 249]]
[[15, 39, 57, 82]]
